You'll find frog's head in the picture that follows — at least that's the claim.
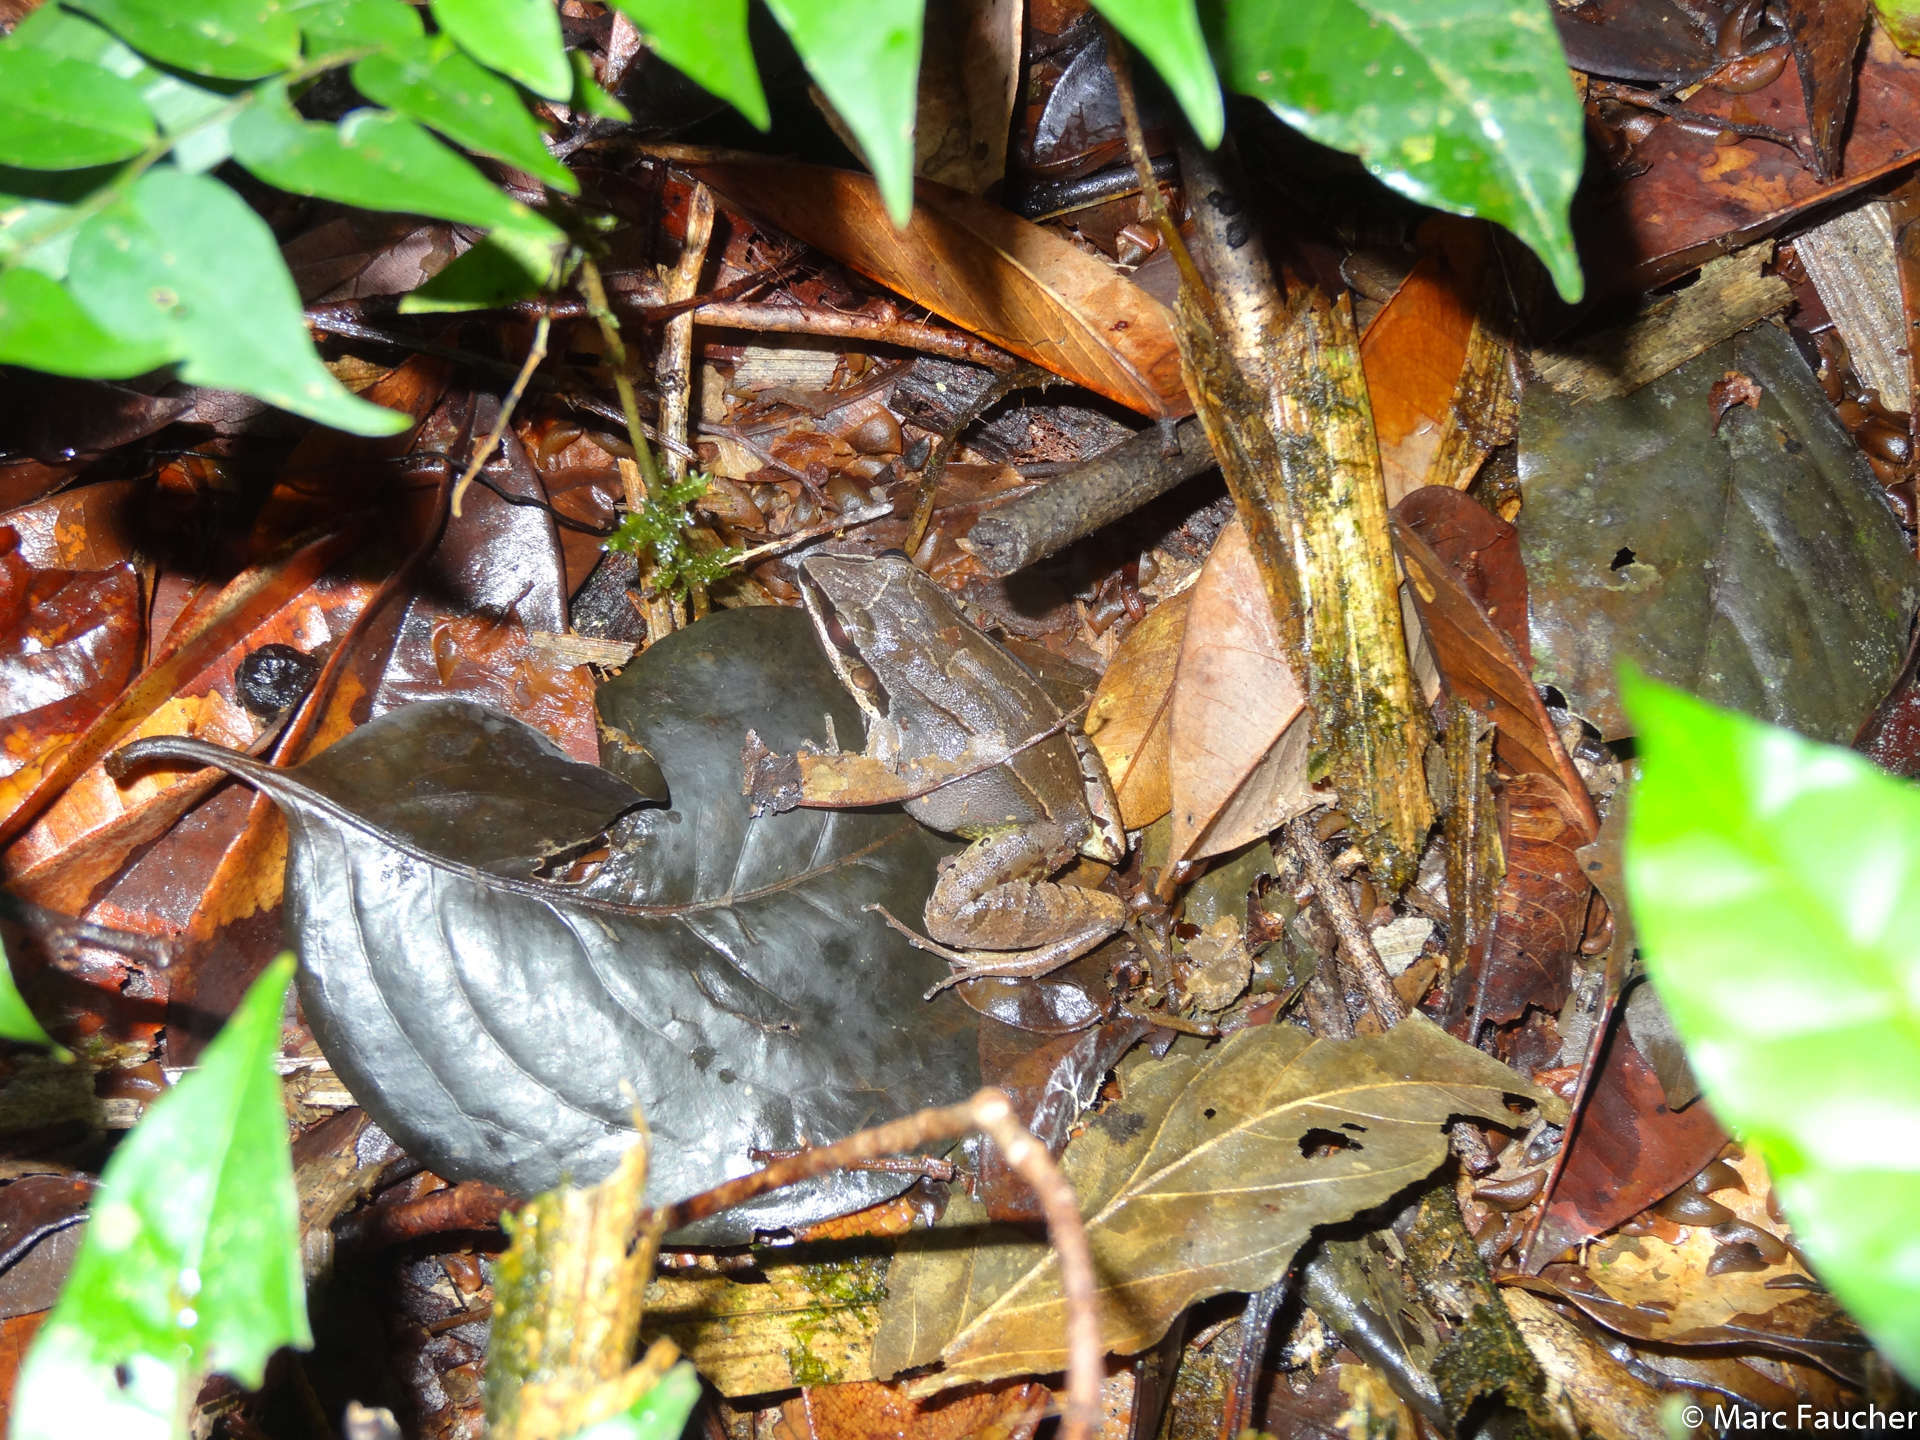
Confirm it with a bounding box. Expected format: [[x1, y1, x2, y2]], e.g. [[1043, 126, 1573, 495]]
[[794, 550, 932, 725]]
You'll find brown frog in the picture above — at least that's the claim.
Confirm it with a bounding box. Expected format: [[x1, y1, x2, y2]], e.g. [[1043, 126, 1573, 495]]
[[743, 551, 1128, 996]]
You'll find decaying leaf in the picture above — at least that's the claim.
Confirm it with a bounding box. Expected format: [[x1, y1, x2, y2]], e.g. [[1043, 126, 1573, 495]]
[[1084, 586, 1188, 830], [1166, 519, 1313, 865], [111, 607, 977, 1243], [873, 1015, 1557, 1391], [695, 162, 1188, 418], [1519, 323, 1918, 741]]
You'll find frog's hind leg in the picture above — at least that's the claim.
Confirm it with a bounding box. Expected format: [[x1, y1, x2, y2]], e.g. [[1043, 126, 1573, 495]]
[[864, 901, 1124, 1000]]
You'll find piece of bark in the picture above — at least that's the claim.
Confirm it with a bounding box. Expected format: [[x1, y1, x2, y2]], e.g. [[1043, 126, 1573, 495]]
[[1794, 200, 1911, 412], [964, 417, 1215, 574], [1532, 245, 1790, 401]]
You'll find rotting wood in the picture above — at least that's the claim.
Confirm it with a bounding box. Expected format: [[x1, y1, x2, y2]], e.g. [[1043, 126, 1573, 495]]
[[485, 1136, 678, 1440], [1118, 107, 1433, 887], [1532, 244, 1790, 400]]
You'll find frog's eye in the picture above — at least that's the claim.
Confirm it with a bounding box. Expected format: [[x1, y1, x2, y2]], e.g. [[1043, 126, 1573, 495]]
[[842, 657, 888, 712]]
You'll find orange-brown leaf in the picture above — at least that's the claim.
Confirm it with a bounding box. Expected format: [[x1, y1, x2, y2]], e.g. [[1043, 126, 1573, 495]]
[[695, 163, 1188, 418]]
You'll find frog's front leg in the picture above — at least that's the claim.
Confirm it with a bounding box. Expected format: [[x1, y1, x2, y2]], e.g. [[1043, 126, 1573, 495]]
[[896, 827, 1128, 997]]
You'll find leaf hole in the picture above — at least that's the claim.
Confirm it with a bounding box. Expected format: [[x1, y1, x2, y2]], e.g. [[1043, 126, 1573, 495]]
[[1298, 1128, 1362, 1158], [1610, 547, 1637, 571], [1202, 1107, 1217, 1121]]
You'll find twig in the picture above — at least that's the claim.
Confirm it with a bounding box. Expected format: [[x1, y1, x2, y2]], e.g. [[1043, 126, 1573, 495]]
[[657, 1088, 1101, 1440], [578, 257, 668, 499], [1284, 818, 1496, 1173], [655, 182, 718, 624], [691, 300, 1016, 370], [963, 416, 1215, 575], [902, 362, 1049, 555], [1283, 817, 1406, 1028], [451, 311, 549, 518]]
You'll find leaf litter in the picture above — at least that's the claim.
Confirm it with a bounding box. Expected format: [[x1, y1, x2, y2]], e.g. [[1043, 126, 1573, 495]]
[[6, 0, 1920, 1432]]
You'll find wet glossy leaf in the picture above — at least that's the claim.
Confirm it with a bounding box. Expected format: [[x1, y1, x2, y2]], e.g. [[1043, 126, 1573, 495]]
[[610, 0, 769, 129], [1090, 0, 1222, 144], [9, 7, 235, 175], [10, 956, 308, 1440], [763, 0, 924, 225], [1624, 673, 1920, 1384], [115, 607, 976, 1243], [874, 1015, 1555, 1390], [1519, 324, 1918, 741], [0, 48, 156, 170], [352, 37, 576, 192], [0, 267, 179, 379], [67, 0, 298, 80], [1215, 0, 1587, 301], [64, 169, 407, 434], [232, 82, 566, 248], [430, 0, 571, 101], [296, 0, 424, 54]]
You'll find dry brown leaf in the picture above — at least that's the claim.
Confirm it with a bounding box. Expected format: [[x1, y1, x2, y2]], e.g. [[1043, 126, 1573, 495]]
[[913, 0, 1021, 194], [873, 1016, 1557, 1392], [1167, 520, 1312, 864], [1084, 587, 1189, 829], [695, 162, 1188, 418]]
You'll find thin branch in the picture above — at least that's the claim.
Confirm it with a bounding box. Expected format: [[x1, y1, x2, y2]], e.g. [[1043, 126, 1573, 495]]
[[450, 310, 549, 518], [657, 1088, 1101, 1440]]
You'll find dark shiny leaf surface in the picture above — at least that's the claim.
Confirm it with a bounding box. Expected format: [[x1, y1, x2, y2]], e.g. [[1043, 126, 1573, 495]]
[[114, 607, 976, 1241]]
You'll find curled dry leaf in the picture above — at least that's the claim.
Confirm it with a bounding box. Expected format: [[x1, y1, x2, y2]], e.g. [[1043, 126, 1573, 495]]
[[1394, 487, 1594, 830], [873, 1015, 1559, 1391], [0, 537, 141, 787], [694, 162, 1188, 418], [1167, 519, 1313, 865], [1083, 586, 1189, 829], [1529, 1152, 1866, 1377]]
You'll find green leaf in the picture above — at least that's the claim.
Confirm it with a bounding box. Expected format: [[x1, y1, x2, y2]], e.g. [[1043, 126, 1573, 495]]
[[609, 0, 768, 129], [762, 0, 922, 225], [66, 167, 408, 435], [1091, 0, 1223, 146], [1622, 671, 1920, 1386], [292, 0, 424, 55], [1213, 0, 1587, 302], [0, 265, 179, 377], [1874, 0, 1920, 54], [9, 955, 309, 1440], [0, 930, 66, 1054], [399, 229, 551, 312], [232, 82, 565, 248], [11, 7, 240, 175], [0, 165, 116, 276], [566, 1363, 704, 1440], [568, 48, 632, 122], [429, 0, 571, 101], [353, 37, 577, 192], [65, 0, 300, 81], [0, 48, 157, 170]]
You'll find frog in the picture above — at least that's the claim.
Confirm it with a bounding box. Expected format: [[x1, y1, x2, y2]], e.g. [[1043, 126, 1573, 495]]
[[742, 550, 1129, 997]]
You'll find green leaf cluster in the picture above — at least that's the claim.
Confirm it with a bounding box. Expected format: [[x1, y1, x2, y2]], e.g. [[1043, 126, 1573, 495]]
[[0, 0, 588, 434], [604, 471, 738, 597], [1623, 672, 1920, 1386], [9, 956, 309, 1440], [2, 0, 1586, 439]]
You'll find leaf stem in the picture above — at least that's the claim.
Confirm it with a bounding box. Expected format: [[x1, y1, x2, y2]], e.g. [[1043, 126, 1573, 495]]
[[577, 255, 667, 500]]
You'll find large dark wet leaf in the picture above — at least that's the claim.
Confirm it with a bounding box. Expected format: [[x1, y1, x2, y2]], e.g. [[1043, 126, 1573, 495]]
[[1519, 323, 1919, 741], [113, 607, 975, 1242]]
